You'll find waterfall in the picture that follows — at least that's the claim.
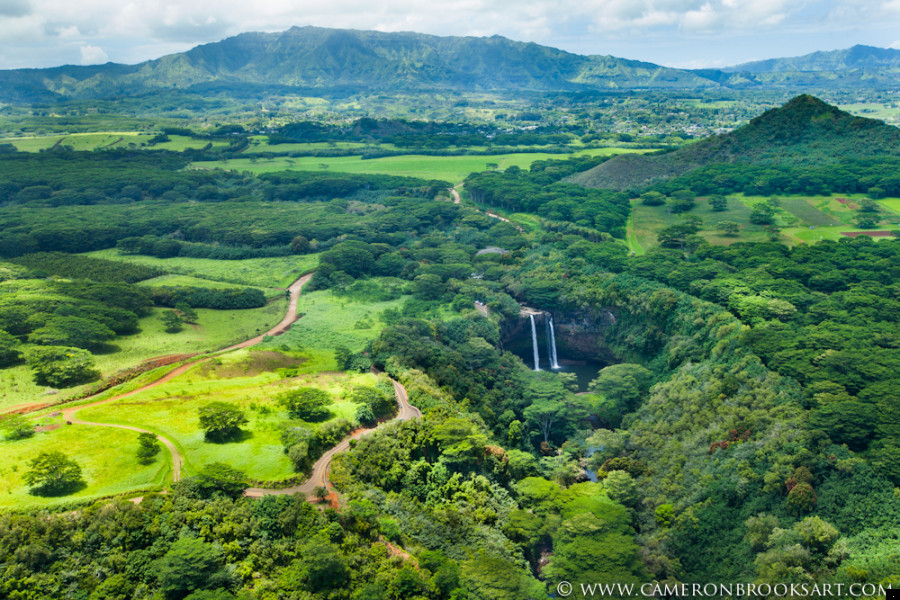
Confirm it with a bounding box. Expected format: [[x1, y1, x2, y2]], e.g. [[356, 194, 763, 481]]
[[529, 314, 541, 371], [548, 316, 560, 370]]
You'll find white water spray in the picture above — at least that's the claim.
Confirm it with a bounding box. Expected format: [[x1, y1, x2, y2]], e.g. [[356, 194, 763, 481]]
[[529, 314, 541, 371], [548, 316, 560, 369]]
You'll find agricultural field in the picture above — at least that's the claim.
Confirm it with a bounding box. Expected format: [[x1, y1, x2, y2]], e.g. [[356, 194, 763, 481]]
[[0, 421, 168, 509], [632, 192, 900, 252], [193, 147, 651, 184], [630, 194, 777, 251], [839, 102, 900, 126], [86, 250, 317, 288]]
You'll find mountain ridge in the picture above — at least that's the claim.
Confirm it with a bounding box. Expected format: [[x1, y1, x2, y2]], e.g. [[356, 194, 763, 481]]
[[0, 26, 716, 103], [2, 28, 900, 104]]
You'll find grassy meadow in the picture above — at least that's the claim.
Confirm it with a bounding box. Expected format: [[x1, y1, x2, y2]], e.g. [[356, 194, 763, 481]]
[[262, 283, 408, 360], [0, 132, 229, 152], [77, 354, 379, 481], [86, 250, 318, 288], [630, 193, 900, 252], [0, 300, 288, 412], [137, 274, 281, 299], [0, 420, 169, 509], [192, 147, 651, 184]]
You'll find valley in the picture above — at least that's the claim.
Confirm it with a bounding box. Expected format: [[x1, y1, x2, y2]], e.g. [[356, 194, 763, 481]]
[[1, 25, 900, 600]]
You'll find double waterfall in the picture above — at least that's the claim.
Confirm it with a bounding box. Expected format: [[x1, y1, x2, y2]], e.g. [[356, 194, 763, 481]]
[[529, 313, 561, 372]]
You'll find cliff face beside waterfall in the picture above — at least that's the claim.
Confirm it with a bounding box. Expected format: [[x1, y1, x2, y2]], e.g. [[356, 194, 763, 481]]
[[502, 309, 619, 366]]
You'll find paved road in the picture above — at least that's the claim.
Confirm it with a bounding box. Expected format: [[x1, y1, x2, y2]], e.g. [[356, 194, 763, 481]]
[[59, 273, 313, 483], [244, 379, 421, 498]]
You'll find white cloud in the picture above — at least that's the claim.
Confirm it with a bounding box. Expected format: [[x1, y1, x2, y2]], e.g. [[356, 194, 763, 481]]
[[79, 43, 107, 64], [0, 0, 30, 17], [0, 0, 897, 69]]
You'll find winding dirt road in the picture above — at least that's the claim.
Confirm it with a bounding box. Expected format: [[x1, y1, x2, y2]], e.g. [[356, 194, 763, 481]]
[[449, 186, 461, 204], [59, 273, 313, 483], [244, 379, 421, 498]]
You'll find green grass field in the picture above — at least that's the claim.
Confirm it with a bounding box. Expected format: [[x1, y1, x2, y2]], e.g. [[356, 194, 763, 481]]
[[0, 132, 229, 152], [137, 274, 280, 299], [146, 135, 229, 151], [631, 195, 776, 251], [261, 284, 408, 361], [0, 421, 168, 509], [192, 148, 650, 184], [0, 300, 288, 412], [0, 132, 146, 152], [0, 364, 76, 412], [86, 250, 318, 288], [878, 198, 900, 216], [77, 357, 378, 481], [778, 197, 842, 227], [245, 137, 373, 153], [625, 204, 645, 255], [839, 103, 900, 126], [92, 301, 288, 374]]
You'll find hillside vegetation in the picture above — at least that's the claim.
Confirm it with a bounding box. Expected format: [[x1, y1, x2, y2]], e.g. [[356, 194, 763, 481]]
[[571, 95, 900, 190]]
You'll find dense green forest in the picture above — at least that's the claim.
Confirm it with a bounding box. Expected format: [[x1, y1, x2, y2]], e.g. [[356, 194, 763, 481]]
[[3, 95, 900, 600]]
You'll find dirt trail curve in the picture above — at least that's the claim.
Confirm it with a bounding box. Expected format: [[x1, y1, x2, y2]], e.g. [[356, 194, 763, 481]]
[[449, 186, 461, 204], [59, 273, 313, 483], [245, 379, 421, 499]]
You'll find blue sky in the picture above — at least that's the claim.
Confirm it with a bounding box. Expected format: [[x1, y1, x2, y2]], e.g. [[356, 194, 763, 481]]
[[0, 0, 898, 70]]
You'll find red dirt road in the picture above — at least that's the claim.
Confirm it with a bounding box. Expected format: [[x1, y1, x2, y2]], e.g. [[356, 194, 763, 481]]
[[57, 273, 313, 483], [244, 379, 420, 499]]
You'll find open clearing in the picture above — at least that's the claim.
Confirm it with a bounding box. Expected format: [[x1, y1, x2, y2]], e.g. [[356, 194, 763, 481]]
[[192, 147, 651, 184], [0, 132, 229, 152], [0, 301, 288, 412], [0, 421, 168, 509], [631, 194, 776, 251], [86, 250, 318, 288], [77, 358, 378, 482], [137, 274, 280, 299]]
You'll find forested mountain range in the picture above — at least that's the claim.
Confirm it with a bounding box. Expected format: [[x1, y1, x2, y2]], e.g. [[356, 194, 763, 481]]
[[0, 27, 715, 103], [3, 28, 900, 104], [570, 94, 900, 190]]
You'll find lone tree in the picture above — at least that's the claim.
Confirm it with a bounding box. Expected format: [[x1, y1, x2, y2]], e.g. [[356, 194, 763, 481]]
[[24, 451, 85, 496], [1, 415, 35, 440], [176, 462, 248, 500], [708, 195, 728, 211], [639, 191, 666, 206], [717, 221, 740, 237], [25, 346, 99, 387], [161, 310, 183, 333], [136, 432, 161, 464], [665, 189, 696, 213], [198, 402, 248, 442], [854, 213, 880, 229], [278, 387, 332, 421], [175, 303, 198, 324]]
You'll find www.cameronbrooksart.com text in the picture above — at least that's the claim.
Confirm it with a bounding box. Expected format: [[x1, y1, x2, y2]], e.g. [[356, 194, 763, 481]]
[[554, 581, 894, 598]]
